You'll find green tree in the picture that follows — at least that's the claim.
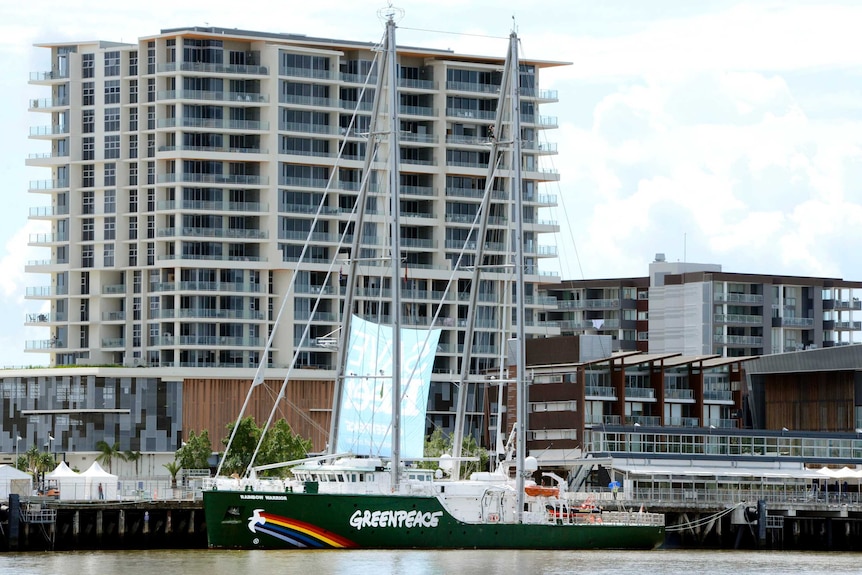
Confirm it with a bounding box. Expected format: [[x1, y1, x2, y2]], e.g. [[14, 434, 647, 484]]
[[257, 419, 312, 477], [221, 417, 311, 477], [176, 430, 213, 471], [95, 440, 127, 473], [123, 450, 142, 475], [163, 460, 181, 489], [420, 428, 489, 477]]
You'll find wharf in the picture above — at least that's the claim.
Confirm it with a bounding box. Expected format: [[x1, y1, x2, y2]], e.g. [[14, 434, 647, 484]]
[[3, 496, 206, 551]]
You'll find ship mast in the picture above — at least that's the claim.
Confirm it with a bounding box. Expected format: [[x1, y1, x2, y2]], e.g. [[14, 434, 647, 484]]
[[509, 29, 527, 524], [384, 12, 404, 491]]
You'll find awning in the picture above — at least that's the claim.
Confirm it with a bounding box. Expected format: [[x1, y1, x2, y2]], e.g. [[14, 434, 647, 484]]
[[612, 461, 823, 480]]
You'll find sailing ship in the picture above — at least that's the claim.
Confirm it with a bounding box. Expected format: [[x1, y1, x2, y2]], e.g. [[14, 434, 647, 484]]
[[203, 12, 665, 550]]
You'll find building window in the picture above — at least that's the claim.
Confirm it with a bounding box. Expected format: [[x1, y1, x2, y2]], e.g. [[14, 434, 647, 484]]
[[104, 217, 116, 240], [147, 215, 155, 239], [105, 80, 121, 104], [147, 242, 154, 265], [82, 82, 94, 106], [82, 165, 95, 188], [129, 218, 137, 239], [103, 244, 115, 267], [104, 164, 116, 187], [104, 135, 120, 159], [129, 108, 138, 131], [129, 163, 138, 185], [129, 51, 138, 75], [104, 107, 120, 132], [129, 135, 138, 159], [82, 53, 94, 78], [129, 244, 137, 266], [129, 189, 138, 212], [104, 51, 120, 76], [82, 246, 93, 268], [82, 136, 95, 161], [82, 218, 94, 241], [129, 79, 138, 104], [82, 109, 94, 133], [82, 191, 94, 214], [104, 190, 116, 213]]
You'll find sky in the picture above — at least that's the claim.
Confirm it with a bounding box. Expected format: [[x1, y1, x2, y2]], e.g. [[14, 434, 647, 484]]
[[3, 0, 862, 367]]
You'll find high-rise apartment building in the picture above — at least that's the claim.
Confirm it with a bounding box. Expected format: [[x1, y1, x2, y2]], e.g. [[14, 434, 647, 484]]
[[22, 26, 563, 450], [542, 254, 862, 356]]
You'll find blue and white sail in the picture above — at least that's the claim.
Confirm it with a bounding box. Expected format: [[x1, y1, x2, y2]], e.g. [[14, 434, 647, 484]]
[[336, 315, 441, 458]]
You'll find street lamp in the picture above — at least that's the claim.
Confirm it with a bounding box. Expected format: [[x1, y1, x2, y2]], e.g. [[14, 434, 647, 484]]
[[15, 435, 22, 469]]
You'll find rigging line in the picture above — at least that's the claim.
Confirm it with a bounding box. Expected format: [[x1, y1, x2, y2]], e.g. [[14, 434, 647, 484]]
[[399, 26, 508, 40]]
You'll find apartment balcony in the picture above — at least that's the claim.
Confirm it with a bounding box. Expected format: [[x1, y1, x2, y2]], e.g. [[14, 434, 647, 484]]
[[158, 227, 267, 241], [446, 107, 496, 121], [715, 313, 763, 325], [28, 233, 68, 246], [29, 179, 69, 192], [279, 121, 338, 135], [102, 284, 127, 295], [665, 388, 695, 401], [834, 299, 862, 311], [399, 105, 435, 117], [665, 417, 700, 427], [834, 321, 862, 331], [26, 151, 70, 167], [29, 70, 69, 83], [445, 80, 500, 95], [713, 334, 763, 345], [279, 94, 336, 108], [159, 117, 271, 131], [157, 200, 268, 213], [445, 187, 508, 201], [157, 90, 269, 104], [151, 308, 265, 320], [25, 286, 68, 298], [158, 62, 269, 75], [278, 176, 330, 189], [772, 316, 814, 328], [29, 205, 70, 218], [25, 339, 65, 350], [522, 114, 558, 128], [625, 415, 661, 426], [704, 418, 739, 429], [150, 281, 263, 293], [625, 387, 656, 400], [101, 338, 125, 348], [401, 185, 434, 197], [25, 312, 66, 324], [703, 390, 734, 402], [525, 244, 557, 257], [29, 96, 69, 110], [521, 87, 559, 102], [25, 259, 68, 272], [157, 145, 267, 156], [279, 66, 335, 80], [158, 253, 266, 263], [29, 125, 69, 138], [585, 385, 617, 399], [522, 140, 558, 154], [158, 173, 269, 186], [101, 311, 126, 321], [714, 293, 764, 304]]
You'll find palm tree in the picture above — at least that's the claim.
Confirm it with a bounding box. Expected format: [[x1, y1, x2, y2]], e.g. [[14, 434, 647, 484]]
[[95, 440, 126, 473], [124, 450, 142, 476], [163, 461, 181, 489]]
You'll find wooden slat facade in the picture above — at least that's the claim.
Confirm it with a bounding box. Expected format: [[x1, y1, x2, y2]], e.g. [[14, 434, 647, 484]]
[[764, 372, 855, 432], [182, 377, 334, 451]]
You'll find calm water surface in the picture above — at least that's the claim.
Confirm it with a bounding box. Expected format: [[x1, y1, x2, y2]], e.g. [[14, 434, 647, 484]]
[[0, 549, 859, 575]]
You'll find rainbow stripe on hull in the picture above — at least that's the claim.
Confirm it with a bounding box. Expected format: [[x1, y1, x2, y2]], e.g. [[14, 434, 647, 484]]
[[248, 509, 357, 548]]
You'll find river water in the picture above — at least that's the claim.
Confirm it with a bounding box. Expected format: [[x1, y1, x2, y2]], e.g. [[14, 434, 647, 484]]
[[0, 549, 858, 575]]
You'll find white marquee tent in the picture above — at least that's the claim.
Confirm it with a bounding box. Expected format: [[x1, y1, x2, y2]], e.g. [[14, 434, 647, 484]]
[[0, 464, 32, 499], [79, 461, 118, 500], [46, 461, 85, 501]]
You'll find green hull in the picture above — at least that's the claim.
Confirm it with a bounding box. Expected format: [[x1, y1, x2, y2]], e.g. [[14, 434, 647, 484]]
[[204, 490, 664, 550]]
